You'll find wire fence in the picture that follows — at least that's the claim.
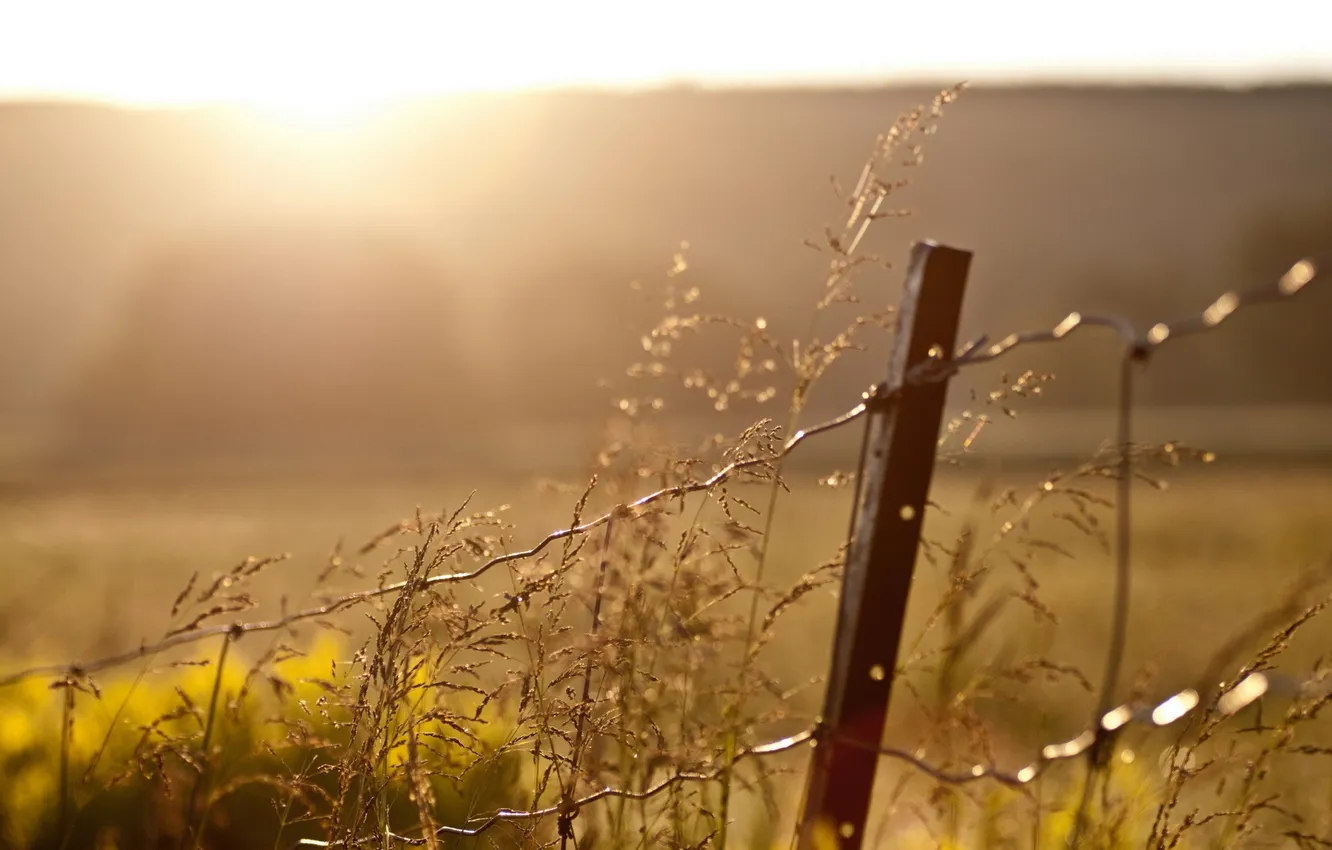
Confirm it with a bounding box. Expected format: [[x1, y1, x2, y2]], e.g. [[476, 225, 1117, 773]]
[[0, 253, 1325, 848]]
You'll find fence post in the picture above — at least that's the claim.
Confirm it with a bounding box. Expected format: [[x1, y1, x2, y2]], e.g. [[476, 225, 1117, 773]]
[[795, 240, 972, 850]]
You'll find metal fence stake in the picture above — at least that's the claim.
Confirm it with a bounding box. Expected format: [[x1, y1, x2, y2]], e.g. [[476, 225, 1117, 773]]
[[795, 240, 972, 850]]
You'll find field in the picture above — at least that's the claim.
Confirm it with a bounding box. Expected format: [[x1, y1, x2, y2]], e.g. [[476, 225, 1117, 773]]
[[6, 463, 1332, 696]]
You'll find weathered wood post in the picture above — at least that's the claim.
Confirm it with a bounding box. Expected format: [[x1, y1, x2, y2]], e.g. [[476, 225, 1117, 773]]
[[795, 240, 972, 850]]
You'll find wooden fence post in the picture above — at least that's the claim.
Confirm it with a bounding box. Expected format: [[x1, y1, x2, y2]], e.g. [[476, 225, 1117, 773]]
[[795, 240, 972, 850]]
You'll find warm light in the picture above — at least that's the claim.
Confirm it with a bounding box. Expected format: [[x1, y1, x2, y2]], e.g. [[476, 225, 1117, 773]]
[[0, 2, 563, 129], [1151, 690, 1199, 726], [241, 91, 393, 133], [1043, 730, 1095, 760], [4, 1, 1332, 110], [1101, 704, 1134, 731], [1280, 260, 1317, 295], [1218, 673, 1269, 715]]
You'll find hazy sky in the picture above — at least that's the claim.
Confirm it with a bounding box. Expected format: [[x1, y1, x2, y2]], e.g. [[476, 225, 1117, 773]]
[[2, 0, 1330, 109]]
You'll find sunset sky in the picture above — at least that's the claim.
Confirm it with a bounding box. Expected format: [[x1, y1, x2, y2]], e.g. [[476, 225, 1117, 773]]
[[1, 0, 1329, 112]]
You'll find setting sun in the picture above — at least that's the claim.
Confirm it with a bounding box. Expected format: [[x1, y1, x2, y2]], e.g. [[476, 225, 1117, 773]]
[[236, 88, 395, 133]]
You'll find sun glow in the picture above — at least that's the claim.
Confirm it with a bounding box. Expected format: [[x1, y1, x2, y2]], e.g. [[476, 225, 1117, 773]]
[[0, 1, 566, 133], [197, 72, 414, 145], [237, 88, 393, 131], [1, 0, 1330, 127]]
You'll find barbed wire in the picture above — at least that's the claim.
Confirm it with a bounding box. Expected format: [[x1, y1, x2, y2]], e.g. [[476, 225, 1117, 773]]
[[287, 665, 1328, 847], [945, 257, 1320, 372], [293, 729, 816, 847], [0, 258, 1319, 691], [294, 255, 1322, 849], [2, 256, 1325, 848], [869, 667, 1331, 789], [912, 255, 1322, 847]]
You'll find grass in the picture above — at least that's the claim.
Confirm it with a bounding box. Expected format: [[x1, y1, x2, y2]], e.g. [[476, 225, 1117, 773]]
[[1, 83, 1330, 849]]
